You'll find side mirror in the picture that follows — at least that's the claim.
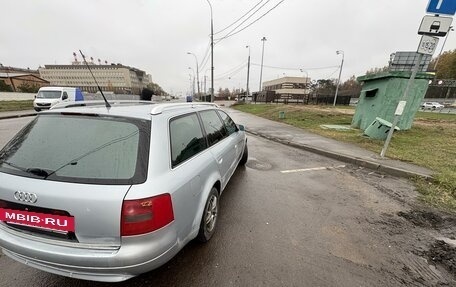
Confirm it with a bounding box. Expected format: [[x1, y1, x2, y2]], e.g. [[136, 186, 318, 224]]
[[238, 124, 245, 131], [62, 95, 68, 100]]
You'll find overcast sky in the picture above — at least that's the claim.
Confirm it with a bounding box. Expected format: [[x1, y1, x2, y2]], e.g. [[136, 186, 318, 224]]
[[2, 0, 455, 95]]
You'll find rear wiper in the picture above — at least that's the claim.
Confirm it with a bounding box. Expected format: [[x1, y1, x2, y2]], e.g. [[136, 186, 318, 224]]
[[1, 161, 49, 178], [26, 168, 50, 177]]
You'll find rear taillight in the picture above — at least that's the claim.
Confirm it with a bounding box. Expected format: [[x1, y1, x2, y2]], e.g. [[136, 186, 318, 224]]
[[121, 194, 174, 236]]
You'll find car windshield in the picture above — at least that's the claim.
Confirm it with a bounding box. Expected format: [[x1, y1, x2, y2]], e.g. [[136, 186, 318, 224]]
[[0, 114, 150, 185], [36, 91, 62, 99]]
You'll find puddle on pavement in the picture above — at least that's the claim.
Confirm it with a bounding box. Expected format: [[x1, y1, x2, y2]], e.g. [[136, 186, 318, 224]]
[[246, 158, 273, 171]]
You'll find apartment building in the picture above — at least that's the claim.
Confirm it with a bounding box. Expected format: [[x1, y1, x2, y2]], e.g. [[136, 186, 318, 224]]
[[39, 63, 151, 94]]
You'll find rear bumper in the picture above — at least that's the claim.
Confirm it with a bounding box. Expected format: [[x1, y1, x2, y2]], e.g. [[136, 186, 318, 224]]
[[0, 223, 180, 282]]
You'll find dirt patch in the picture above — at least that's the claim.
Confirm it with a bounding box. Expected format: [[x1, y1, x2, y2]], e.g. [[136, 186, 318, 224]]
[[427, 240, 456, 277], [398, 210, 444, 228], [279, 105, 355, 116]]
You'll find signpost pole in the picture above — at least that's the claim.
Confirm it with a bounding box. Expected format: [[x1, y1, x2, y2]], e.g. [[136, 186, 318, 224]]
[[380, 52, 424, 158]]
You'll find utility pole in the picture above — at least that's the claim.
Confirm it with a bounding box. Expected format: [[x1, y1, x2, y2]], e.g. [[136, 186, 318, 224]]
[[246, 45, 251, 99], [259, 37, 267, 92], [206, 0, 214, 102], [333, 50, 344, 106], [188, 67, 196, 96], [187, 52, 200, 99], [204, 76, 207, 95]]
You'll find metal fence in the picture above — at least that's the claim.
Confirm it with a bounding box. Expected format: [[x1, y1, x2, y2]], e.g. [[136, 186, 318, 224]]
[[252, 92, 352, 105]]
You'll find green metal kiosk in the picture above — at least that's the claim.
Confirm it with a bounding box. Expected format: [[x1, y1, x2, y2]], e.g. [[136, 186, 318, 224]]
[[352, 71, 434, 131]]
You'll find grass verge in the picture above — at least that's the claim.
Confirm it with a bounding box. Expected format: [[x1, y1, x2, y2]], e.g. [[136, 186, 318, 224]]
[[233, 103, 456, 212], [0, 100, 34, 112]]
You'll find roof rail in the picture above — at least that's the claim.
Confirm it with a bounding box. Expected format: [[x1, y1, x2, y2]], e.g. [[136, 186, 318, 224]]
[[150, 102, 219, 115], [50, 100, 154, 110]]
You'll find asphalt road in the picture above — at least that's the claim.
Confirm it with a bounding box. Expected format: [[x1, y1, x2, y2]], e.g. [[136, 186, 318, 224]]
[[0, 116, 455, 286]]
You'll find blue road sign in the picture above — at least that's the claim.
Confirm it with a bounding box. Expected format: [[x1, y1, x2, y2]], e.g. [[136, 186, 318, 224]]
[[426, 0, 456, 16]]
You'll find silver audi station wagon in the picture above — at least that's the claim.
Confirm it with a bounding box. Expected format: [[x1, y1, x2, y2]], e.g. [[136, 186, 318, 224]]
[[0, 101, 248, 282]]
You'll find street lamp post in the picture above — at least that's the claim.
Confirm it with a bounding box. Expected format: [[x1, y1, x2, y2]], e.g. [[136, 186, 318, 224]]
[[434, 26, 454, 70], [206, 0, 214, 102], [299, 69, 309, 83], [246, 45, 251, 99], [333, 50, 344, 106], [259, 37, 267, 92], [188, 67, 196, 96], [187, 52, 200, 98], [299, 69, 310, 104], [188, 73, 194, 96]]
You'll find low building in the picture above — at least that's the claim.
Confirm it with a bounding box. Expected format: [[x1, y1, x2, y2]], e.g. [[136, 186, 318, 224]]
[[0, 73, 50, 92], [0, 66, 40, 77], [262, 76, 310, 96], [39, 63, 151, 95]]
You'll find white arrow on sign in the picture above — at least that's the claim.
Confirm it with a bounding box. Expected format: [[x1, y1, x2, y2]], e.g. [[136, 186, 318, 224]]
[[437, 0, 443, 9]]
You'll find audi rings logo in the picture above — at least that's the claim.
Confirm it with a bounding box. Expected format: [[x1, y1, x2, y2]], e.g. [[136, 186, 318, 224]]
[[14, 191, 38, 204]]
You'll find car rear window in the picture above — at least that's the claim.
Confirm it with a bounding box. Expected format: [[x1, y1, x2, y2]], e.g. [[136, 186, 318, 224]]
[[0, 114, 150, 185]]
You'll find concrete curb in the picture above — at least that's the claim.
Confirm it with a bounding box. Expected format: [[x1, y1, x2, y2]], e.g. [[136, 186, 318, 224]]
[[0, 112, 37, 120], [246, 129, 432, 180]]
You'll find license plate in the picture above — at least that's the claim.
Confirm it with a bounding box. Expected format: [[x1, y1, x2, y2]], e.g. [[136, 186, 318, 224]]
[[0, 208, 75, 232]]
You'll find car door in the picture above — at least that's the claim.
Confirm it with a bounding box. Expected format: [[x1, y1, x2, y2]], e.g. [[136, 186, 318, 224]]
[[217, 110, 245, 170], [199, 109, 235, 189], [168, 112, 208, 239]]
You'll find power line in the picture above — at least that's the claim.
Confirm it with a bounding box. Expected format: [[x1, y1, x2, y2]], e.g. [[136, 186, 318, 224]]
[[215, 0, 273, 43], [215, 62, 247, 80], [214, 0, 265, 35], [215, 66, 246, 81], [199, 41, 211, 69], [325, 67, 341, 79], [215, 62, 247, 78], [251, 63, 340, 71], [215, 0, 285, 44]]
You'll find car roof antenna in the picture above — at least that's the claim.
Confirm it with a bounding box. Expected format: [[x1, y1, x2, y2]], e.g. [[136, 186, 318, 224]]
[[79, 50, 111, 108]]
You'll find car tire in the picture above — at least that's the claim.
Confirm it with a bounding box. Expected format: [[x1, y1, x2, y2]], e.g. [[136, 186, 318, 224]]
[[197, 187, 219, 243], [34, 108, 41, 112], [239, 142, 248, 166]]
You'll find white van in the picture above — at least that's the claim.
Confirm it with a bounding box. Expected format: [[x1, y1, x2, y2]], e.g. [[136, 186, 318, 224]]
[[33, 87, 84, 111]]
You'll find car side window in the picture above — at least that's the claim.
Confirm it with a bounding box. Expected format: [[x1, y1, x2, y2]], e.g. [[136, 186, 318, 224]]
[[170, 113, 207, 168], [199, 110, 228, 146], [217, 110, 238, 135]]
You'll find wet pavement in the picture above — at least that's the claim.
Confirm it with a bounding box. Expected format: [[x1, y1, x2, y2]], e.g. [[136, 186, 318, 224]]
[[0, 121, 455, 286]]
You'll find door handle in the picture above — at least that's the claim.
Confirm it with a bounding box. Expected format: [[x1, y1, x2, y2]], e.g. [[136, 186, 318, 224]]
[[218, 158, 223, 164]]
